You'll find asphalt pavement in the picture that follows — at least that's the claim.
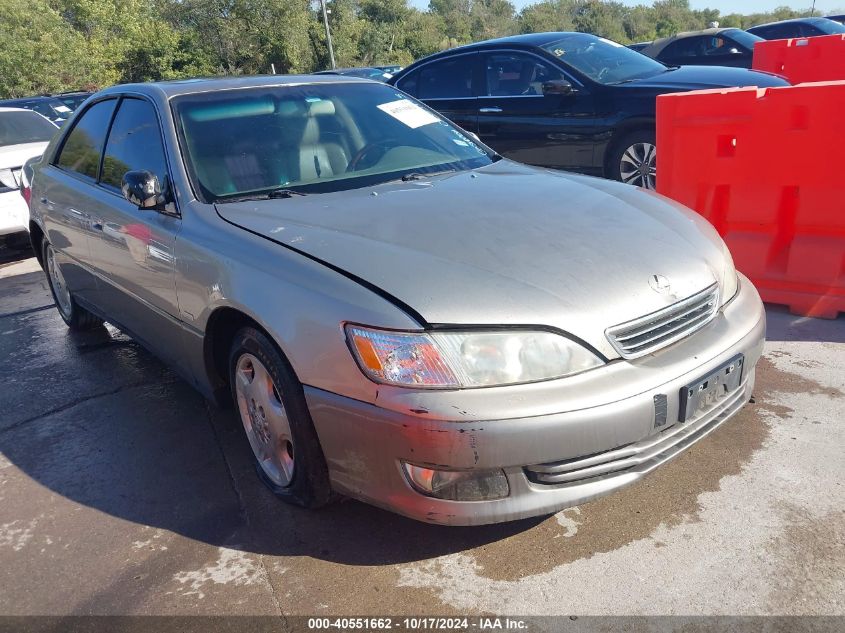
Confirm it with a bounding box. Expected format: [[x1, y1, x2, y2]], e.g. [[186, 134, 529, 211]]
[[0, 242, 843, 618]]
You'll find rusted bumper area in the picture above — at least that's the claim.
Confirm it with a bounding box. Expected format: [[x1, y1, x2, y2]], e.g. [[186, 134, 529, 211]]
[[306, 278, 766, 526]]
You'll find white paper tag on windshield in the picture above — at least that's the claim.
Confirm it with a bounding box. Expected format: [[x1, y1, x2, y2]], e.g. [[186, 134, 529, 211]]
[[377, 99, 439, 129]]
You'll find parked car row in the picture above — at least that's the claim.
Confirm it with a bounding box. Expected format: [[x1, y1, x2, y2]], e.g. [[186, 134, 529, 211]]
[[0, 91, 93, 125], [24, 73, 765, 525], [632, 17, 845, 68]]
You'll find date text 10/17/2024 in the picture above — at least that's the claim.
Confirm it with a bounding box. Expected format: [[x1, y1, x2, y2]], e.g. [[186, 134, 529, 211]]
[[307, 617, 529, 630]]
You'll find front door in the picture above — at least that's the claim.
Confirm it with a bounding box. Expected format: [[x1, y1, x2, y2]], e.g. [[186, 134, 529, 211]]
[[476, 52, 599, 172], [83, 96, 184, 365]]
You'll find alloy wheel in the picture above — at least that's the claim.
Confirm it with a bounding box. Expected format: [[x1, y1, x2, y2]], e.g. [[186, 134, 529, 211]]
[[46, 245, 73, 319], [620, 142, 657, 190], [235, 353, 295, 487]]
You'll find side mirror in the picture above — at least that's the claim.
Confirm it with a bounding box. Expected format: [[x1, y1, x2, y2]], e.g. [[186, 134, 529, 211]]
[[121, 170, 164, 209], [542, 79, 575, 96]]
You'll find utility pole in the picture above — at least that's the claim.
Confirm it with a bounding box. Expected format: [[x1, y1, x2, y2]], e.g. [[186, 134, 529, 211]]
[[319, 0, 336, 70]]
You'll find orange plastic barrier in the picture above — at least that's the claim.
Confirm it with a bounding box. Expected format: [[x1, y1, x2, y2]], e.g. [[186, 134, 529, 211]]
[[753, 34, 845, 84], [657, 82, 845, 319]]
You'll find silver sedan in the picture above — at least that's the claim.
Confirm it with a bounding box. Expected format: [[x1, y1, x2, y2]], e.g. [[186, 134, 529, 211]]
[[27, 76, 765, 525]]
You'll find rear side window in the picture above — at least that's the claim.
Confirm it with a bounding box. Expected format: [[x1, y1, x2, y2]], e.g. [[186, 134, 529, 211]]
[[100, 98, 169, 191], [56, 99, 117, 180], [0, 111, 56, 147], [417, 55, 476, 99]]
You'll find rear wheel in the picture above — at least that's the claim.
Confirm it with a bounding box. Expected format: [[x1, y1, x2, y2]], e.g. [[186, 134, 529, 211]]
[[608, 129, 657, 190], [42, 240, 103, 330], [229, 326, 334, 508]]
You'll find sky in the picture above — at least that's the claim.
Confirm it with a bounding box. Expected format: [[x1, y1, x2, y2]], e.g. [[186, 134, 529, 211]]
[[407, 0, 842, 16]]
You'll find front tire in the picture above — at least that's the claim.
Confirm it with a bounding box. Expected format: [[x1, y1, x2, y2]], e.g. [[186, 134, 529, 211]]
[[608, 129, 657, 190], [42, 240, 104, 330], [228, 326, 334, 509]]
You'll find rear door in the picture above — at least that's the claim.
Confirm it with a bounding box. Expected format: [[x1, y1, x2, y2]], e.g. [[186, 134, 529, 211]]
[[476, 50, 599, 172], [394, 53, 479, 134], [37, 97, 118, 299]]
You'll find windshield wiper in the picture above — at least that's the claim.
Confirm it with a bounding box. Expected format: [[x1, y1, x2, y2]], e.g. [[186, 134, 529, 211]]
[[399, 168, 459, 182], [217, 188, 308, 203]]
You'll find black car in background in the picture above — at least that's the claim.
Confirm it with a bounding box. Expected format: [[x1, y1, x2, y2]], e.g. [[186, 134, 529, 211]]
[[748, 17, 845, 39], [0, 96, 72, 124], [640, 28, 763, 69], [52, 91, 94, 111], [389, 32, 788, 189]]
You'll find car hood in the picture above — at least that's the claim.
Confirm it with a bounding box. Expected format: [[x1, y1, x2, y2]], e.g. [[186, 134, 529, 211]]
[[216, 161, 728, 359], [0, 141, 50, 169], [621, 65, 788, 90]]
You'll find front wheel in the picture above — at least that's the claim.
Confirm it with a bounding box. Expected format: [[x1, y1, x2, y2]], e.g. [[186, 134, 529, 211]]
[[608, 130, 657, 190], [42, 240, 104, 330], [229, 327, 334, 509]]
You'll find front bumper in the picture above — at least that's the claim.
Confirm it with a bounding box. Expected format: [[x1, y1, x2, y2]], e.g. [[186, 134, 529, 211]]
[[0, 190, 29, 237], [306, 275, 766, 525]]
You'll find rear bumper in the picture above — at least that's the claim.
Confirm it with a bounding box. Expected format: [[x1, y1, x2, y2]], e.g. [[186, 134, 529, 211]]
[[306, 276, 766, 525], [0, 191, 29, 237]]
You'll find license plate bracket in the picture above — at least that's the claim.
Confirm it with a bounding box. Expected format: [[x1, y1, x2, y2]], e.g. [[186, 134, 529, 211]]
[[678, 354, 744, 422]]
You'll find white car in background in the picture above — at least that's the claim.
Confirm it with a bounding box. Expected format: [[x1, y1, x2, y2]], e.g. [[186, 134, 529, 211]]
[[0, 107, 58, 246]]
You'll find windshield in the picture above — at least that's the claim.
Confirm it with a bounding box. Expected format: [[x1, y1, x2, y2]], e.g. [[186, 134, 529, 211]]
[[0, 110, 57, 147], [541, 33, 668, 84], [173, 83, 494, 201], [724, 28, 763, 49]]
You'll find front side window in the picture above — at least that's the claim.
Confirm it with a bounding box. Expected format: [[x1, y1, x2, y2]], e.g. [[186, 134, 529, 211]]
[[723, 29, 763, 52], [101, 98, 169, 192], [0, 111, 57, 147], [416, 55, 476, 99], [55, 99, 117, 180], [484, 53, 563, 96], [541, 33, 667, 84], [173, 83, 495, 201]]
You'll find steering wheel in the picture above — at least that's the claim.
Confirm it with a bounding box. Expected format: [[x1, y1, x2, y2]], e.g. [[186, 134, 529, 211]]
[[347, 139, 397, 172]]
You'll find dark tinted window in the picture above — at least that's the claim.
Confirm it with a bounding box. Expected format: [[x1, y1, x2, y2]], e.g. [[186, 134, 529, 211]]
[[0, 110, 56, 147], [101, 98, 169, 191], [396, 71, 418, 96], [484, 53, 563, 96], [56, 99, 117, 180], [417, 55, 475, 99], [661, 36, 706, 59], [725, 29, 763, 50]]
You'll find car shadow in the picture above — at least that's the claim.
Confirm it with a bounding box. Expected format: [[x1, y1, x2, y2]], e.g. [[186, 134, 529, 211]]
[[764, 304, 845, 343], [0, 300, 547, 567]]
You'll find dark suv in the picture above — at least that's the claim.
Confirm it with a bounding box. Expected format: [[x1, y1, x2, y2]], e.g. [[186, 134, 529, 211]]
[[748, 17, 845, 40]]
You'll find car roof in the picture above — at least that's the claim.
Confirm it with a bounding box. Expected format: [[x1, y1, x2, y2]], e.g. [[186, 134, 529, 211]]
[[0, 106, 40, 113], [390, 32, 600, 79], [749, 17, 832, 29], [95, 74, 375, 100], [642, 28, 742, 57], [0, 96, 61, 104]]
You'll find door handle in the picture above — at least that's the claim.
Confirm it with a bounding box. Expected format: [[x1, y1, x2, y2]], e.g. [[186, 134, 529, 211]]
[[479, 107, 503, 113]]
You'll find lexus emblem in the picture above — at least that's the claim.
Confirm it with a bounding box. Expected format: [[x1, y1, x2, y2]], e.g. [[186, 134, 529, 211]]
[[649, 274, 671, 294]]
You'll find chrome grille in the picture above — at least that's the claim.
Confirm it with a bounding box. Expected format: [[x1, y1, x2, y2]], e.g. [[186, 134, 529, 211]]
[[606, 283, 720, 359]]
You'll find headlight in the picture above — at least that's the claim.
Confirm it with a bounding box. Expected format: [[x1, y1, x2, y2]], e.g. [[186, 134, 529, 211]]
[[720, 243, 739, 305], [345, 325, 603, 388]]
